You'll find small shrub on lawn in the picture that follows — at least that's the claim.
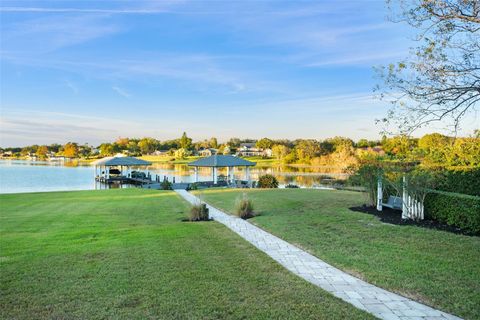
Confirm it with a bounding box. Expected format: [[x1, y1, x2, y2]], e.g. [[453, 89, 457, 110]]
[[235, 194, 255, 219], [190, 203, 209, 221], [161, 180, 173, 190], [258, 174, 279, 188]]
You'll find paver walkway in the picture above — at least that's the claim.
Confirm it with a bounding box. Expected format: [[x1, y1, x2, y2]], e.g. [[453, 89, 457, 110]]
[[176, 190, 461, 320]]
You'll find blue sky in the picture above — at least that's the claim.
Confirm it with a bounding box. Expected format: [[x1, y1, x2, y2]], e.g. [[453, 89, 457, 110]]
[[2, 0, 473, 147]]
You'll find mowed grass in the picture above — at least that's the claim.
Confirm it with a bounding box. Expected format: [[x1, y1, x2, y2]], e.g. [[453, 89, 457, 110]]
[[0, 189, 373, 319], [195, 188, 480, 319]]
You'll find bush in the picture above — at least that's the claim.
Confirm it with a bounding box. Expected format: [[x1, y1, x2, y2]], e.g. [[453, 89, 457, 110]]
[[433, 167, 480, 196], [189, 203, 209, 221], [285, 184, 299, 188], [161, 180, 173, 190], [257, 174, 279, 188], [424, 191, 480, 234], [349, 163, 383, 207], [235, 194, 255, 219], [187, 182, 198, 191]]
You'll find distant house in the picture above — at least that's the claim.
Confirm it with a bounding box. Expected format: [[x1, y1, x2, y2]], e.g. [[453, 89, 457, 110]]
[[357, 146, 385, 156], [48, 155, 67, 161], [198, 148, 218, 157], [236, 143, 272, 157], [26, 153, 39, 161], [150, 150, 170, 156], [0, 151, 13, 158]]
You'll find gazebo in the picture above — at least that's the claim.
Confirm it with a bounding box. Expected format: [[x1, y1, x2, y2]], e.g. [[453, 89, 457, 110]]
[[188, 155, 256, 186], [91, 155, 152, 182]]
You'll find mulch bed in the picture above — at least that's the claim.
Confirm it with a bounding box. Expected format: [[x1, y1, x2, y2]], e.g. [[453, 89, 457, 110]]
[[349, 205, 477, 236]]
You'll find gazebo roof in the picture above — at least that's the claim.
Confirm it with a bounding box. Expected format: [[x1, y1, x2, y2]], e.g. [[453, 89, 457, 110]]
[[188, 155, 256, 167], [91, 156, 152, 167]]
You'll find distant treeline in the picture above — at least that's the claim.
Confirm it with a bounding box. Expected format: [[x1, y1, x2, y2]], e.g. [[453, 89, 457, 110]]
[[1, 131, 479, 168]]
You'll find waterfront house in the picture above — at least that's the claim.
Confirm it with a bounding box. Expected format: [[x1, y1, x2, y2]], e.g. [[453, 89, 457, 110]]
[[236, 143, 272, 157], [198, 148, 218, 157]]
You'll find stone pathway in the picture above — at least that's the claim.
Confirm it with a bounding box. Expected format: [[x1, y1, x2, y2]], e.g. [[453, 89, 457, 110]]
[[175, 190, 461, 320]]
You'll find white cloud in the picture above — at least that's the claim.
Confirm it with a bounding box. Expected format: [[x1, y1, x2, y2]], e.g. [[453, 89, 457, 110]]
[[112, 86, 131, 98]]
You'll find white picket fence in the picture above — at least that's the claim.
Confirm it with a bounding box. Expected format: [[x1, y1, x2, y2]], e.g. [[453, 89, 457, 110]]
[[377, 176, 425, 220]]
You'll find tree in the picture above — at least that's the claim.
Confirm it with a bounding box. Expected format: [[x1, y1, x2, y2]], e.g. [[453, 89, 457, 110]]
[[63, 143, 78, 158], [256, 138, 274, 150], [357, 139, 370, 148], [179, 132, 192, 150], [382, 136, 417, 159], [36, 145, 48, 159], [138, 138, 158, 155], [377, 0, 480, 133], [228, 138, 241, 148], [295, 139, 321, 162], [99, 143, 115, 156], [209, 137, 218, 149], [271, 144, 290, 160], [417, 133, 452, 164]]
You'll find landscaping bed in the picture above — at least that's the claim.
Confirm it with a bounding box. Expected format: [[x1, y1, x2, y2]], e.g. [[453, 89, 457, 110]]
[[349, 205, 473, 236]]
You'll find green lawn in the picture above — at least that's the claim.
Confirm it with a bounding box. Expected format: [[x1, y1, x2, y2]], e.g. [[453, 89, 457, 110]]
[[195, 188, 480, 320], [0, 189, 372, 319]]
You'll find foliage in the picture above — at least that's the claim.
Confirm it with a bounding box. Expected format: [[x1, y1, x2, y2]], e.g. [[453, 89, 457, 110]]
[[235, 193, 255, 219], [382, 135, 417, 159], [256, 138, 274, 149], [174, 148, 192, 159], [138, 137, 158, 154], [35, 145, 48, 159], [425, 191, 480, 234], [433, 167, 480, 196], [179, 132, 193, 150], [285, 184, 300, 188], [378, 0, 480, 133], [62, 143, 78, 158], [187, 182, 199, 191], [271, 144, 290, 160], [258, 174, 279, 188], [349, 162, 383, 207], [161, 180, 173, 190], [294, 139, 321, 162], [189, 203, 209, 221]]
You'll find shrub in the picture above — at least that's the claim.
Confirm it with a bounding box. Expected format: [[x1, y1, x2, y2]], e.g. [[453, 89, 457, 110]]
[[285, 184, 299, 188], [257, 174, 279, 188], [161, 180, 173, 190], [433, 167, 480, 196], [187, 182, 198, 191], [424, 191, 480, 234], [235, 194, 255, 219], [189, 203, 209, 221], [349, 162, 383, 207]]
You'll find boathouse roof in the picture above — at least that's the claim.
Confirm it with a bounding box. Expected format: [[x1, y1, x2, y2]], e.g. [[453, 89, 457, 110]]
[[188, 155, 256, 168], [92, 156, 152, 167]]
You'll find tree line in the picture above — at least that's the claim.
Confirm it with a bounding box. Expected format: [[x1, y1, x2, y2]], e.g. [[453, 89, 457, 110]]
[[1, 131, 479, 168]]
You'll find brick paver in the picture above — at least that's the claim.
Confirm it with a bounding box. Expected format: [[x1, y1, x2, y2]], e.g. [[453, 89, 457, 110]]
[[176, 190, 461, 320]]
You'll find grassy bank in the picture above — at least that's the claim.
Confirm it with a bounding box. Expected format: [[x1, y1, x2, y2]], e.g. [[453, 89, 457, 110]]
[[195, 188, 480, 319], [0, 189, 372, 319]]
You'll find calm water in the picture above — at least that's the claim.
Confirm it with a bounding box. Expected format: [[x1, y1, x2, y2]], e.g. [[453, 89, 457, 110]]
[[0, 160, 349, 194]]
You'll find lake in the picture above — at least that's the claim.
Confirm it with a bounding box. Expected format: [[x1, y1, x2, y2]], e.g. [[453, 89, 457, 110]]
[[0, 160, 349, 194]]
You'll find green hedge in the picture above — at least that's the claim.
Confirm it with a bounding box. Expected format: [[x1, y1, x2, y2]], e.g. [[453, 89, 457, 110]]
[[424, 191, 480, 234], [433, 167, 480, 196]]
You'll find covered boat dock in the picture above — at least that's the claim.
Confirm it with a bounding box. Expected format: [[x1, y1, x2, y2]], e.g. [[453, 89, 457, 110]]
[[188, 155, 256, 187]]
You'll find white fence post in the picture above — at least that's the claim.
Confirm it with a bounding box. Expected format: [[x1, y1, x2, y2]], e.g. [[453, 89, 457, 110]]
[[377, 177, 383, 211], [402, 175, 408, 219]]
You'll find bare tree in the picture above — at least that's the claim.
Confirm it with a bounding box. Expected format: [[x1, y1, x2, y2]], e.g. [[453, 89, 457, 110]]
[[376, 0, 480, 134]]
